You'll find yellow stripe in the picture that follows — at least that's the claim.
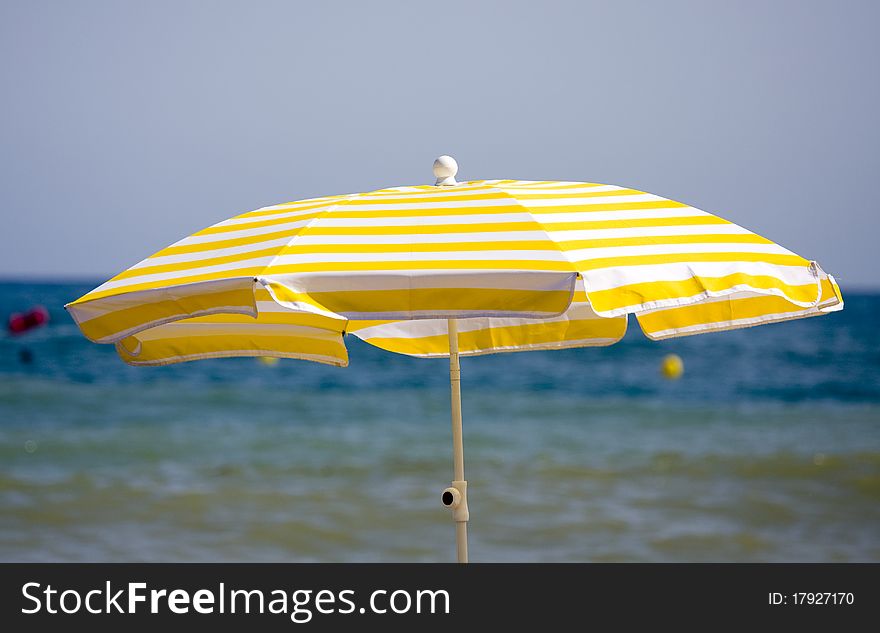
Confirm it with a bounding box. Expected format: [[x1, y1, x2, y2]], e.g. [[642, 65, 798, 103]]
[[343, 192, 510, 205], [574, 252, 809, 271], [181, 312, 345, 330], [819, 277, 841, 304], [118, 332, 347, 365], [360, 318, 626, 356], [281, 239, 562, 254], [541, 215, 726, 231], [636, 294, 815, 333], [188, 201, 698, 237], [275, 233, 765, 255], [508, 180, 556, 187], [328, 204, 525, 218], [265, 284, 574, 315], [508, 188, 645, 200], [586, 273, 819, 311], [321, 199, 691, 218], [521, 200, 691, 214], [261, 284, 331, 313], [294, 215, 726, 236], [73, 286, 257, 341], [238, 197, 349, 219], [115, 247, 280, 281], [501, 181, 603, 190], [194, 209, 327, 236], [155, 227, 307, 257], [559, 233, 768, 250], [362, 184, 488, 196], [138, 323, 339, 339], [341, 188, 643, 205], [263, 260, 577, 274]]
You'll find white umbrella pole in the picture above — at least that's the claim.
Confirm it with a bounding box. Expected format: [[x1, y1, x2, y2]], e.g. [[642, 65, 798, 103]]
[[443, 318, 469, 563]]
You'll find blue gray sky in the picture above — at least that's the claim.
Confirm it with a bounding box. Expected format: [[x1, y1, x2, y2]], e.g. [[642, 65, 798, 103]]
[[2, 0, 877, 287]]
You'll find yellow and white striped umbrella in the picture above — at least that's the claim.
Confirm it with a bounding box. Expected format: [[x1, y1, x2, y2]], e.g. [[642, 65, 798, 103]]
[[66, 159, 842, 367], [65, 156, 844, 562]]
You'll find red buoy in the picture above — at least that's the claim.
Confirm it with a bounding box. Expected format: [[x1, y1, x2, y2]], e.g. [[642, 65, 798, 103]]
[[7, 306, 49, 335]]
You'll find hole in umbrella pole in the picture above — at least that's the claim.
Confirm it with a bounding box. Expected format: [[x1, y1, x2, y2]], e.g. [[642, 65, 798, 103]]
[[442, 491, 455, 506]]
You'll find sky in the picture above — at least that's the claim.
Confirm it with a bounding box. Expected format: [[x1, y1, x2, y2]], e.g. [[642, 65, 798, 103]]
[[1, 0, 877, 288]]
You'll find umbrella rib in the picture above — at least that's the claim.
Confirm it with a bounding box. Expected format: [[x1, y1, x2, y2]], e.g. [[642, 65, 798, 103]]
[[255, 193, 361, 283]]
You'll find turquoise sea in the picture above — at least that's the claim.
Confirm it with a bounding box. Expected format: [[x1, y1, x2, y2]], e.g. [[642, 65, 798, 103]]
[[0, 281, 878, 562]]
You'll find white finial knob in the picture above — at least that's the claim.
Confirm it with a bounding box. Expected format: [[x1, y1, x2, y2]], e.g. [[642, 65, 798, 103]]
[[433, 155, 458, 186]]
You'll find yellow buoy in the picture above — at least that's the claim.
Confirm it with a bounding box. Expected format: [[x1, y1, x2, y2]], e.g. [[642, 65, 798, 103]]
[[257, 356, 280, 367], [660, 353, 684, 380]]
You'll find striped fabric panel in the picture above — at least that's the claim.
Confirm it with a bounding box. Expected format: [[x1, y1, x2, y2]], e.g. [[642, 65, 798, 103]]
[[65, 179, 843, 364], [347, 281, 627, 357], [68, 278, 259, 344], [492, 182, 822, 318], [258, 271, 579, 320], [635, 273, 843, 340], [113, 289, 348, 366], [108, 283, 625, 364]]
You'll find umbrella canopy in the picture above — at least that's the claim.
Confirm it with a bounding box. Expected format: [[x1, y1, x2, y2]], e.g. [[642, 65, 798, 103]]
[[67, 165, 841, 364], [65, 156, 843, 561]]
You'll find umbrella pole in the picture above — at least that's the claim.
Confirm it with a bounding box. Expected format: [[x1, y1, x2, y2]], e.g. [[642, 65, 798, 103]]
[[441, 318, 469, 563]]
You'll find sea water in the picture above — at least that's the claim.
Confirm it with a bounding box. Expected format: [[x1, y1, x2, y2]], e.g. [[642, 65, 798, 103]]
[[0, 281, 878, 561]]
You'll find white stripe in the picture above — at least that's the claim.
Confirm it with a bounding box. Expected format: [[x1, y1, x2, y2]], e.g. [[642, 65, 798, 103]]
[[641, 307, 816, 339], [254, 195, 348, 212], [538, 207, 708, 224], [499, 184, 615, 192], [253, 295, 345, 319], [585, 262, 815, 291], [311, 212, 534, 227], [280, 231, 556, 245], [549, 224, 751, 241], [351, 193, 509, 204], [343, 192, 666, 210], [567, 242, 794, 261], [135, 237, 293, 268], [364, 184, 495, 197], [499, 183, 619, 193], [325, 199, 522, 212], [581, 261, 819, 292], [69, 279, 256, 321], [121, 349, 346, 367], [272, 224, 751, 247], [216, 202, 339, 226], [261, 271, 578, 293], [95, 257, 275, 291], [494, 181, 582, 188], [350, 304, 604, 339], [265, 251, 571, 265], [338, 308, 566, 319], [509, 193, 664, 206], [304, 207, 705, 228], [135, 322, 339, 341], [386, 337, 623, 358], [359, 184, 619, 200], [173, 218, 316, 245]]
